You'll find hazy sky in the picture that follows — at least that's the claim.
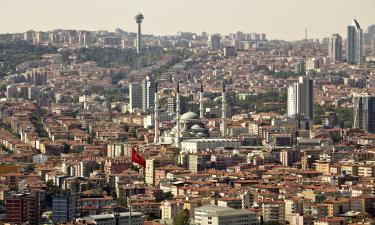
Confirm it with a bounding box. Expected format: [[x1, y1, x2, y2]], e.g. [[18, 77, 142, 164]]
[[0, 0, 374, 40]]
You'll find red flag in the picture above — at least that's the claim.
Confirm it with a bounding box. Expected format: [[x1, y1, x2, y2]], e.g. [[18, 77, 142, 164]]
[[132, 146, 146, 167]]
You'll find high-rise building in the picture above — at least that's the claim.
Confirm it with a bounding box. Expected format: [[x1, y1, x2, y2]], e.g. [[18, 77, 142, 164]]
[[24, 30, 35, 42], [142, 75, 155, 112], [368, 24, 375, 44], [372, 39, 375, 56], [235, 31, 244, 41], [36, 31, 45, 43], [306, 58, 322, 72], [5, 192, 40, 225], [79, 31, 94, 45], [209, 35, 221, 51], [129, 82, 143, 113], [294, 60, 306, 75], [328, 34, 342, 62], [52, 193, 75, 223], [347, 19, 363, 65], [353, 93, 375, 133], [287, 76, 314, 120]]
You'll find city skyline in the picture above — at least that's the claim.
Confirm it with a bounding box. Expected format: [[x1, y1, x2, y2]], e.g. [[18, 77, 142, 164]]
[[0, 0, 374, 40]]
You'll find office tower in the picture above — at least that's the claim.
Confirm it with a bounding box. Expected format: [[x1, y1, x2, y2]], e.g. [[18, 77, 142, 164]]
[[129, 82, 142, 112], [353, 93, 375, 133], [142, 75, 155, 112], [328, 34, 343, 62], [5, 192, 40, 225], [135, 13, 144, 54], [287, 76, 314, 120], [368, 25, 375, 43], [372, 39, 375, 56], [294, 60, 306, 75], [209, 35, 221, 51], [52, 193, 75, 223], [347, 19, 363, 65]]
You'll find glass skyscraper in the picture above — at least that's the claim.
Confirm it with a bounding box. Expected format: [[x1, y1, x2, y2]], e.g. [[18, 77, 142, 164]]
[[347, 19, 363, 65], [353, 93, 375, 133]]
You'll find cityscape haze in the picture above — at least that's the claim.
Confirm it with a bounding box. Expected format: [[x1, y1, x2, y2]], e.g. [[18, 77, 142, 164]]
[[0, 0, 374, 40]]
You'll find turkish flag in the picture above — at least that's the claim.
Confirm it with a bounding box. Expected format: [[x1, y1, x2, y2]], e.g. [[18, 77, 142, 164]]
[[132, 146, 146, 167]]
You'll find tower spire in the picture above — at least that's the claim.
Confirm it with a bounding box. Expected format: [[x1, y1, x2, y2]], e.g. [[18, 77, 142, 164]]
[[199, 82, 204, 119], [175, 81, 181, 148], [154, 82, 159, 145], [221, 82, 227, 137]]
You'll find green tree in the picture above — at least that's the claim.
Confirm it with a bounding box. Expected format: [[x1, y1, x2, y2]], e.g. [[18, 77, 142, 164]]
[[0, 40, 57, 77], [156, 192, 174, 202], [173, 209, 190, 225], [122, 123, 130, 132], [0, 83, 6, 92], [62, 143, 71, 154]]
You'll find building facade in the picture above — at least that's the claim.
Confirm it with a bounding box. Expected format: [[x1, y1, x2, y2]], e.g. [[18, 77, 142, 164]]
[[347, 19, 363, 65], [142, 75, 156, 112], [328, 34, 342, 62], [5, 192, 40, 225], [353, 93, 375, 133], [287, 76, 314, 121], [129, 82, 143, 113]]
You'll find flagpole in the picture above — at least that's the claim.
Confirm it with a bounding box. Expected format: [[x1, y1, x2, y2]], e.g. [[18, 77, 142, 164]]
[[129, 145, 146, 225]]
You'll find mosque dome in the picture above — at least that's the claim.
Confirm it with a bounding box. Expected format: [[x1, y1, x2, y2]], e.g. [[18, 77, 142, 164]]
[[181, 111, 199, 120]]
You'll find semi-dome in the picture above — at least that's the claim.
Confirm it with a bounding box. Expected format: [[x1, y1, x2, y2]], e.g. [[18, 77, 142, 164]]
[[196, 132, 208, 137], [181, 111, 199, 120], [191, 124, 203, 130]]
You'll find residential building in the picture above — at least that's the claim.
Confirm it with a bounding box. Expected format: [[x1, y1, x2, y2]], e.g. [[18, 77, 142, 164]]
[[5, 192, 40, 225], [287, 76, 314, 121], [52, 193, 75, 223], [209, 35, 221, 51]]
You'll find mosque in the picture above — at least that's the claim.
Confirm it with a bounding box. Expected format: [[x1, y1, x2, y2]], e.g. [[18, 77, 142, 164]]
[[155, 82, 231, 150]]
